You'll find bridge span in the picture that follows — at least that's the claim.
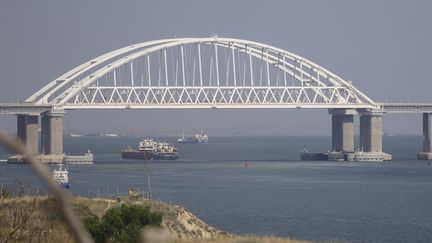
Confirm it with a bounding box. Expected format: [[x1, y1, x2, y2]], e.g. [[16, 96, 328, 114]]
[[1, 37, 431, 162]]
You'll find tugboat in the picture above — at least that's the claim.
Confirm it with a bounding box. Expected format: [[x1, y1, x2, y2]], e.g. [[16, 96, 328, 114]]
[[177, 129, 209, 144], [121, 139, 179, 160], [53, 164, 70, 189]]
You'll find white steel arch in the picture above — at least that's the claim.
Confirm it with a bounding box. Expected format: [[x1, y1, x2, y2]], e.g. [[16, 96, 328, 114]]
[[26, 37, 377, 109]]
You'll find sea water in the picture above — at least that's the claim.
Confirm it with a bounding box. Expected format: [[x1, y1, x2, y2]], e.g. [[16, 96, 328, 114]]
[[0, 135, 431, 243]]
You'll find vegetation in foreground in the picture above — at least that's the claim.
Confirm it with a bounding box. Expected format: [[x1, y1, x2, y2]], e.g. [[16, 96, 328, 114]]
[[84, 204, 162, 243], [0, 186, 311, 243]]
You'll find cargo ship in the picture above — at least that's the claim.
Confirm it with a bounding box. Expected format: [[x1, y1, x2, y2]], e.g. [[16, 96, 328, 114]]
[[177, 130, 209, 144], [121, 139, 179, 160]]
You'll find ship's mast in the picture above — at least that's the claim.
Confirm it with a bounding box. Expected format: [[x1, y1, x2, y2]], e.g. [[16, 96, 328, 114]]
[[144, 152, 152, 199]]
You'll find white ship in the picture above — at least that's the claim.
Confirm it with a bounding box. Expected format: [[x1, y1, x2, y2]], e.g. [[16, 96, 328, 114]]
[[69, 134, 84, 137], [53, 165, 70, 189], [101, 133, 118, 137], [63, 149, 95, 164]]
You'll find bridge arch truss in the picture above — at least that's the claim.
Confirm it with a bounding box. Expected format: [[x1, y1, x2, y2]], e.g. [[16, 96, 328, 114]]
[[26, 37, 376, 109]]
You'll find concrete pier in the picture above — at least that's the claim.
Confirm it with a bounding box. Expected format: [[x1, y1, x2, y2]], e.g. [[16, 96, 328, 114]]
[[357, 110, 391, 161], [16, 114, 27, 144], [41, 110, 64, 155], [417, 113, 432, 160], [360, 113, 382, 152], [327, 109, 391, 162], [26, 115, 39, 155], [330, 109, 355, 152], [15, 114, 39, 155], [8, 110, 65, 164]]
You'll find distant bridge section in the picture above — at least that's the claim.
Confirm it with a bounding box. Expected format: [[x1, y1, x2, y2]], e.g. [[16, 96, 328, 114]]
[[381, 103, 432, 114], [0, 103, 52, 115]]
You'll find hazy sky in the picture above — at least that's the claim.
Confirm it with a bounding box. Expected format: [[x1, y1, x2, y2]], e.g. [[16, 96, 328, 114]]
[[0, 0, 431, 136]]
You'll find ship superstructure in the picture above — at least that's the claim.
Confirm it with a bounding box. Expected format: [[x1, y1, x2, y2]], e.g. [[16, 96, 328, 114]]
[[177, 130, 209, 144], [53, 164, 70, 189], [122, 139, 178, 160], [63, 149, 94, 164]]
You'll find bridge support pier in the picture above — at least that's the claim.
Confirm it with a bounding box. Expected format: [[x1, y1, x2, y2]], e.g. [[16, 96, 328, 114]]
[[7, 114, 40, 163], [330, 109, 355, 153], [417, 113, 432, 160], [41, 110, 64, 155], [15, 114, 39, 155], [17, 114, 27, 144], [359, 113, 382, 152], [8, 110, 64, 163], [328, 109, 391, 161], [356, 110, 391, 161]]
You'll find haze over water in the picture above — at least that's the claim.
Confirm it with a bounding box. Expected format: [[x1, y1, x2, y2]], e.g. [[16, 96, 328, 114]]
[[1, 135, 432, 243]]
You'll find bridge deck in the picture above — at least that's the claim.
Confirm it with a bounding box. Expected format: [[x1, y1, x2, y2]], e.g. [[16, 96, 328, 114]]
[[1, 102, 432, 114], [0, 103, 52, 115], [380, 103, 432, 113]]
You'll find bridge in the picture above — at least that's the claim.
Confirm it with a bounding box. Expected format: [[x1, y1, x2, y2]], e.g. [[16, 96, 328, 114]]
[[1, 37, 432, 161]]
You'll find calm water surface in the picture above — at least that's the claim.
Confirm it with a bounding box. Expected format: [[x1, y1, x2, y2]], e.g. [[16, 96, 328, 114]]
[[0, 136, 431, 243]]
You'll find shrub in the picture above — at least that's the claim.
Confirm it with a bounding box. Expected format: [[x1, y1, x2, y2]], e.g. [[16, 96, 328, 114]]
[[84, 204, 162, 243]]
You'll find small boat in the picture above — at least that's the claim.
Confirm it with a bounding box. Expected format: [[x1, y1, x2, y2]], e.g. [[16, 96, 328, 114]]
[[53, 164, 70, 189], [101, 133, 118, 137], [69, 133, 84, 137]]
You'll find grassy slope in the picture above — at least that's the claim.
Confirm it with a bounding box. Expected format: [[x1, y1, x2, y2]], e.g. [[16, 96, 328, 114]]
[[0, 196, 311, 243]]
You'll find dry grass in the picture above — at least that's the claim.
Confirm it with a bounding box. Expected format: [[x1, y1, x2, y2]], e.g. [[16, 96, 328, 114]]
[[0, 196, 313, 243], [72, 196, 114, 217], [172, 235, 312, 243], [0, 196, 75, 243]]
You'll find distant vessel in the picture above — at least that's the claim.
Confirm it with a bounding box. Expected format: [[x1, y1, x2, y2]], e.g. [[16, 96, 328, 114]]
[[53, 165, 70, 189], [121, 139, 179, 160], [177, 130, 209, 144], [327, 151, 345, 162], [101, 133, 119, 137], [300, 145, 329, 161], [346, 149, 392, 162], [69, 134, 84, 137], [63, 149, 95, 164], [301, 145, 392, 162]]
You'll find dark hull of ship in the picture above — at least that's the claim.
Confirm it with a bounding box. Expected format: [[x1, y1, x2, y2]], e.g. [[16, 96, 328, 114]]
[[121, 150, 179, 160], [300, 152, 329, 161], [60, 182, 70, 189]]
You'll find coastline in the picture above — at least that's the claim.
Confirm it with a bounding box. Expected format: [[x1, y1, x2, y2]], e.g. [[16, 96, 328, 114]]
[[0, 196, 309, 243]]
